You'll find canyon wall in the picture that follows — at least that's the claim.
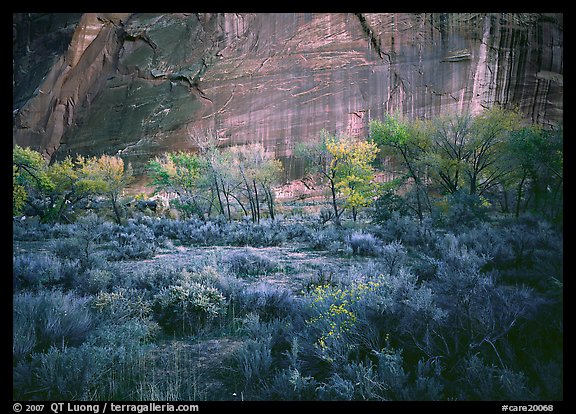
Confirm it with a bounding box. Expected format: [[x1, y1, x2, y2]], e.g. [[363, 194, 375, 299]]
[[13, 13, 563, 178]]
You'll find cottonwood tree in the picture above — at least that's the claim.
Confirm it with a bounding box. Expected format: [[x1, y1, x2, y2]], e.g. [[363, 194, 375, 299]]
[[297, 130, 379, 225], [502, 125, 563, 220], [13, 146, 131, 223], [229, 143, 283, 222], [147, 138, 283, 222], [371, 108, 534, 222], [425, 113, 472, 195], [187, 128, 231, 220], [80, 155, 133, 224], [426, 107, 523, 198], [147, 151, 207, 218], [370, 115, 432, 222], [13, 145, 54, 216], [465, 107, 523, 197], [326, 134, 380, 221]]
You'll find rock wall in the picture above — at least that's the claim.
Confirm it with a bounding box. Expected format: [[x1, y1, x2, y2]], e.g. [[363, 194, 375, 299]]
[[13, 13, 563, 178]]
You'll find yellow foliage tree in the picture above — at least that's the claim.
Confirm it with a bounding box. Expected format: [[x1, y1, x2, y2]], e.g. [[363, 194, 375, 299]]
[[297, 130, 379, 225], [325, 134, 380, 221]]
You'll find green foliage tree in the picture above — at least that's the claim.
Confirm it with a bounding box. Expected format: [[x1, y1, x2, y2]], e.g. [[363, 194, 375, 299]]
[[147, 151, 206, 218], [370, 114, 431, 222], [188, 128, 233, 220], [425, 112, 472, 195], [13, 145, 54, 216], [47, 155, 130, 223], [503, 125, 563, 220], [424, 107, 523, 198], [465, 106, 523, 196], [147, 140, 283, 222], [13, 146, 130, 223], [296, 130, 341, 226], [370, 108, 556, 224]]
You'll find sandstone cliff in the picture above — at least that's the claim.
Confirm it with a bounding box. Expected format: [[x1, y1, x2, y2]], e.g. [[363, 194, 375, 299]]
[[13, 13, 563, 178]]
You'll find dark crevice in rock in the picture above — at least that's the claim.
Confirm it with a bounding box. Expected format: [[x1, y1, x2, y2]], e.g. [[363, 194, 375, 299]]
[[355, 13, 391, 62]]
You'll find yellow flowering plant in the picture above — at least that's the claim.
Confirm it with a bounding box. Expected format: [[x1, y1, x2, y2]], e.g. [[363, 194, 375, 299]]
[[306, 279, 383, 358]]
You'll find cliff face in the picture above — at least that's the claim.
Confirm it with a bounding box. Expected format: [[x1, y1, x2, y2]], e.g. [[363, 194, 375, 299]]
[[13, 13, 563, 177]]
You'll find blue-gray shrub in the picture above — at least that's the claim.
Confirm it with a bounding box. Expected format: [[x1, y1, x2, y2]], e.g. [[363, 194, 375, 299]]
[[13, 291, 94, 362]]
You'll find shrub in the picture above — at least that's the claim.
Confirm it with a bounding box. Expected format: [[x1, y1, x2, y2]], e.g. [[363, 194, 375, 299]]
[[374, 211, 428, 245], [308, 226, 345, 251], [371, 189, 410, 224], [456, 222, 515, 270], [74, 268, 114, 294], [108, 262, 183, 293], [153, 282, 227, 334], [13, 291, 94, 362], [14, 317, 157, 401], [13, 253, 63, 291], [432, 189, 490, 230], [304, 279, 387, 364], [48, 238, 85, 261], [12, 217, 53, 241], [230, 316, 295, 399], [458, 354, 532, 400], [87, 316, 158, 349], [236, 283, 297, 322], [194, 220, 225, 245], [14, 344, 111, 400], [345, 232, 381, 256], [234, 337, 273, 395], [227, 219, 286, 247], [224, 249, 280, 278], [379, 240, 407, 275], [282, 220, 314, 242], [180, 266, 222, 287], [266, 367, 318, 400], [316, 372, 356, 400], [104, 221, 158, 260], [93, 288, 154, 322], [315, 347, 444, 401], [435, 232, 491, 274]]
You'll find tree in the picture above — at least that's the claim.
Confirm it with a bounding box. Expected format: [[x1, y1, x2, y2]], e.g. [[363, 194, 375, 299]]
[[370, 114, 431, 222], [80, 155, 133, 224], [147, 138, 283, 223], [503, 125, 563, 220], [466, 106, 523, 197], [13, 145, 54, 216], [297, 130, 379, 225], [147, 151, 207, 218], [426, 113, 472, 196], [213, 148, 245, 221], [188, 128, 230, 220], [229, 143, 283, 222], [13, 146, 130, 223], [425, 107, 523, 198], [326, 134, 380, 221]]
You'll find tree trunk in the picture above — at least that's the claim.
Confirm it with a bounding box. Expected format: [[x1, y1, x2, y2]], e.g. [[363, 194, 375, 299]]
[[399, 147, 424, 222], [221, 179, 232, 222], [111, 193, 122, 225], [264, 186, 275, 220], [213, 173, 225, 218], [239, 168, 256, 222], [329, 177, 341, 227], [515, 171, 527, 218], [253, 179, 260, 223]]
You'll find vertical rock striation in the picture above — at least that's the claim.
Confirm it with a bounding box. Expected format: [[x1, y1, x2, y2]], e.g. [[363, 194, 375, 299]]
[[13, 13, 562, 178]]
